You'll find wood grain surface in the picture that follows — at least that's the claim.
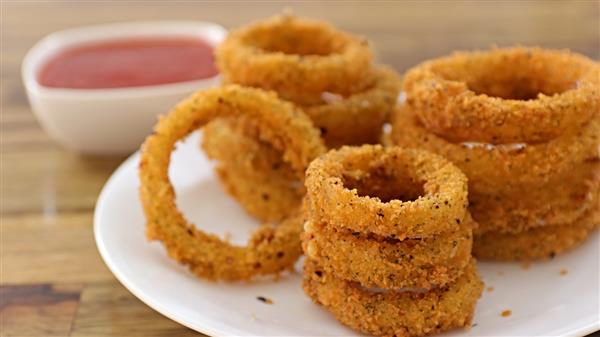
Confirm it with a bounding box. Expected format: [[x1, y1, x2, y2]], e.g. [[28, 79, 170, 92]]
[[1, 1, 599, 336]]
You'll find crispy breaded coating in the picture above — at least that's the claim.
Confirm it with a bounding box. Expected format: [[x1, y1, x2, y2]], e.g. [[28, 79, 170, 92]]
[[217, 13, 374, 106], [402, 47, 599, 144], [202, 117, 303, 223], [473, 194, 599, 260], [303, 258, 483, 337], [391, 105, 600, 197], [302, 66, 400, 148], [302, 213, 475, 289], [305, 145, 469, 239], [139, 85, 325, 281], [392, 106, 600, 235]]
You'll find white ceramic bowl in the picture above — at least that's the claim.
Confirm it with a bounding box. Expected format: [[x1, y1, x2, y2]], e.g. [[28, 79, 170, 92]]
[[22, 21, 227, 155]]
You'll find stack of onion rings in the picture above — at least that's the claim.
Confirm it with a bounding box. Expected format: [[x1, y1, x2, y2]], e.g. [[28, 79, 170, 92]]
[[392, 107, 600, 234], [216, 13, 400, 147], [473, 198, 600, 260], [139, 85, 325, 281], [302, 215, 475, 289], [392, 47, 600, 260], [201, 65, 400, 221], [204, 14, 399, 224], [303, 258, 482, 337], [302, 145, 482, 336]]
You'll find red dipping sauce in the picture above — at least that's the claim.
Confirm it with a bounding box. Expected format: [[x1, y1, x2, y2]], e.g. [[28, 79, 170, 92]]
[[38, 37, 217, 89]]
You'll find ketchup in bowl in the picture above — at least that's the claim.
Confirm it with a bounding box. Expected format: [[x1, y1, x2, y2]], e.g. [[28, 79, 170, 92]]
[[38, 37, 217, 89]]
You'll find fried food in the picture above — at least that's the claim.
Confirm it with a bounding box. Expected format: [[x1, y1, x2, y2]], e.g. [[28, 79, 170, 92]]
[[470, 164, 599, 234], [205, 14, 399, 232], [391, 105, 600, 196], [216, 13, 400, 149], [302, 213, 475, 289], [473, 200, 600, 260], [202, 117, 303, 223], [303, 258, 483, 337], [302, 144, 481, 336], [392, 102, 600, 235], [201, 67, 400, 221], [393, 47, 599, 261], [303, 65, 401, 148], [139, 85, 326, 281], [402, 47, 600, 144], [305, 145, 469, 239], [217, 13, 374, 106]]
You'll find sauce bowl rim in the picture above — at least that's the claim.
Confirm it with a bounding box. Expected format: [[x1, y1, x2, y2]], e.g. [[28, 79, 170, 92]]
[[22, 20, 227, 100]]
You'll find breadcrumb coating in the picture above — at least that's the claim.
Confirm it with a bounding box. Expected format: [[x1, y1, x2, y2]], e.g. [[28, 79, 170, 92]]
[[303, 65, 400, 147], [217, 13, 374, 106], [392, 106, 600, 235], [303, 258, 483, 337], [403, 47, 599, 144], [473, 199, 599, 260], [302, 213, 475, 289], [305, 145, 469, 239], [391, 105, 599, 196], [202, 117, 302, 222], [139, 85, 325, 280]]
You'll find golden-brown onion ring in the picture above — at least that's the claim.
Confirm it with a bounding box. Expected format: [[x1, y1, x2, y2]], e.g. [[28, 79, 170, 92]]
[[403, 47, 599, 144], [302, 213, 475, 289], [139, 85, 325, 281], [303, 258, 483, 337], [305, 145, 469, 239], [202, 117, 303, 223], [392, 105, 600, 234], [473, 200, 599, 260], [202, 66, 400, 222], [470, 165, 599, 234], [391, 105, 600, 196], [217, 14, 374, 105], [303, 65, 400, 148]]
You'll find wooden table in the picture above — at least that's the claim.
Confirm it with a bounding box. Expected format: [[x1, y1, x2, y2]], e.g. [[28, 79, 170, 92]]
[[2, 2, 598, 336]]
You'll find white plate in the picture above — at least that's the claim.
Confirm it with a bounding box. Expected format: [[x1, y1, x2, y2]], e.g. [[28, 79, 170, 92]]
[[95, 131, 600, 337]]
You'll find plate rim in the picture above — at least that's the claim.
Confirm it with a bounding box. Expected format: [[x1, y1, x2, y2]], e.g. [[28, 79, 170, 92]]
[[94, 151, 234, 337]]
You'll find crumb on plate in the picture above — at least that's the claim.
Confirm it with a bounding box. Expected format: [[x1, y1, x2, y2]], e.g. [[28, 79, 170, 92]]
[[257, 296, 274, 304]]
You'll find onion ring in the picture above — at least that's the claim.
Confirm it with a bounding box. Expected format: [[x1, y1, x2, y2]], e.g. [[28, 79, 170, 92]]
[[202, 117, 303, 222], [302, 213, 475, 289], [202, 67, 400, 223], [473, 200, 599, 260], [303, 258, 483, 337], [217, 13, 374, 106], [391, 104, 600, 196], [303, 65, 400, 148], [305, 145, 469, 239], [392, 105, 600, 234], [139, 85, 326, 281], [402, 47, 600, 144], [470, 165, 599, 234]]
